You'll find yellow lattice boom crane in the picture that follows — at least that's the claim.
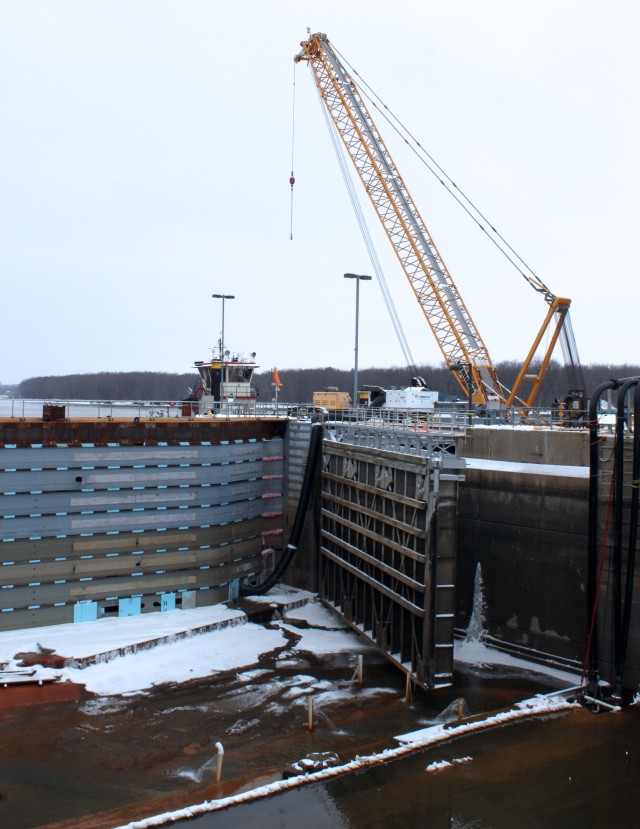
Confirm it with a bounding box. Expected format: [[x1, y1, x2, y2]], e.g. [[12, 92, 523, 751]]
[[295, 32, 577, 408]]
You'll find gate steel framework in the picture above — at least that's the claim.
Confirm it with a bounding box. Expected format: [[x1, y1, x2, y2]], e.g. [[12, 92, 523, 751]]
[[319, 428, 463, 690]]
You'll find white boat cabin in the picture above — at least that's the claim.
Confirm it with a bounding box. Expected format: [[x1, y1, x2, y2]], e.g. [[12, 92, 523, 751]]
[[193, 349, 258, 410]]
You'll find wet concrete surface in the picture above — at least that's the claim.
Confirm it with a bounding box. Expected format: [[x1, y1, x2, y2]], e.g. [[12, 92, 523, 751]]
[[0, 611, 577, 829]]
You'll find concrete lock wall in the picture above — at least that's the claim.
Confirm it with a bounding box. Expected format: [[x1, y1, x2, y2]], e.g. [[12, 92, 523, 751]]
[[461, 426, 590, 466], [456, 427, 590, 671]]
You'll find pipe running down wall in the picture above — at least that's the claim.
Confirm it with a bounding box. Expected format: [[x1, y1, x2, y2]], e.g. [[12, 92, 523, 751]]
[[586, 377, 640, 701], [241, 423, 323, 596]]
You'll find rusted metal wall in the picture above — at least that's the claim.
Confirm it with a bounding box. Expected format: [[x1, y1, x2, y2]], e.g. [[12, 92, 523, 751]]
[[0, 418, 286, 631], [0, 416, 285, 448]]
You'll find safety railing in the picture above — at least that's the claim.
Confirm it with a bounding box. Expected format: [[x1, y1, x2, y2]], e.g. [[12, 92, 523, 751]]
[[0, 397, 602, 429], [0, 397, 294, 421]]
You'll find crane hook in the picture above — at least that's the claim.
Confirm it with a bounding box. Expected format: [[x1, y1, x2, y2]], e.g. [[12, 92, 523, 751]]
[[289, 171, 296, 240]]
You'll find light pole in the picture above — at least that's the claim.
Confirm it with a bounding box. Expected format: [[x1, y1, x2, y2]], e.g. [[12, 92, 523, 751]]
[[212, 294, 235, 403], [344, 273, 372, 408]]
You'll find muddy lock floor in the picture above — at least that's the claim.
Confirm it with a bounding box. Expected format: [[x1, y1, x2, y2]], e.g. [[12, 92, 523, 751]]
[[0, 609, 561, 829]]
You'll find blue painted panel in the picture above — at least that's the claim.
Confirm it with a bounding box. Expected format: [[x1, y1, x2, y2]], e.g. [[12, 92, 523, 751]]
[[161, 592, 176, 612], [119, 596, 142, 617], [74, 600, 98, 623]]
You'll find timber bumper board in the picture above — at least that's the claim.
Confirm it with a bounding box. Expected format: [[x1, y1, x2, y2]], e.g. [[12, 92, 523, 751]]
[[318, 433, 463, 691], [0, 417, 287, 448], [0, 419, 286, 631]]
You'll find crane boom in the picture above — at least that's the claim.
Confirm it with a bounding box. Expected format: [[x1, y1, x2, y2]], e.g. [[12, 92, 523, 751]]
[[296, 32, 574, 408]]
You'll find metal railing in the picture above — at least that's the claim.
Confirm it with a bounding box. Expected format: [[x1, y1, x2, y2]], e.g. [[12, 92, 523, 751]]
[[295, 402, 595, 432], [0, 396, 601, 429], [0, 397, 294, 421], [0, 398, 198, 420]]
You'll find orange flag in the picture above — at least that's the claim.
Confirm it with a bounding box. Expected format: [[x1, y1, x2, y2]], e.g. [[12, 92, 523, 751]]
[[273, 367, 282, 389]]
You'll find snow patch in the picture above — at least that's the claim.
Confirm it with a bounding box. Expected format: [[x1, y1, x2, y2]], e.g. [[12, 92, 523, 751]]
[[284, 602, 349, 630], [425, 756, 472, 773], [454, 638, 580, 686]]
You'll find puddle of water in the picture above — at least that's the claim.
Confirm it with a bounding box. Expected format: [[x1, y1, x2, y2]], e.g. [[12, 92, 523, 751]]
[[182, 706, 640, 829], [0, 615, 576, 829]]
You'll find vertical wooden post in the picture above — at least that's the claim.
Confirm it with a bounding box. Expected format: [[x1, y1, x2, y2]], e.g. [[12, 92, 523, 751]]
[[405, 672, 412, 703], [357, 654, 363, 686], [307, 695, 314, 731]]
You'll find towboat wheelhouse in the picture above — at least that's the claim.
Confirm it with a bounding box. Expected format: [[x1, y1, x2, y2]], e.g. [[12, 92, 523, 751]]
[[193, 348, 259, 411]]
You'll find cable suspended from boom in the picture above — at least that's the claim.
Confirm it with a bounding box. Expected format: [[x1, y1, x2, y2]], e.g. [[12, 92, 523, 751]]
[[295, 32, 580, 407]]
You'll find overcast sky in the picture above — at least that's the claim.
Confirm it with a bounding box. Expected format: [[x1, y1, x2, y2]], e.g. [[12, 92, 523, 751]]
[[1, 1, 638, 386]]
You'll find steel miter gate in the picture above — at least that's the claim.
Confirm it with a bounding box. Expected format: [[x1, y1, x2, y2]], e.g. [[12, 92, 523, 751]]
[[319, 426, 464, 691]]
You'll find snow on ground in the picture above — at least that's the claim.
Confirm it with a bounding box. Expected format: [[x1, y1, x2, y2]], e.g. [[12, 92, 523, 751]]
[[277, 621, 375, 655], [0, 589, 374, 697], [283, 601, 349, 629], [244, 585, 316, 605], [0, 604, 245, 662], [0, 587, 582, 698], [58, 623, 288, 696], [275, 600, 373, 655], [455, 638, 581, 687]]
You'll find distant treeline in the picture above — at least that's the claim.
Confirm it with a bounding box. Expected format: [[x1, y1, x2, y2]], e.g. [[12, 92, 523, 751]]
[[18, 372, 200, 402], [255, 361, 640, 405], [16, 362, 640, 406]]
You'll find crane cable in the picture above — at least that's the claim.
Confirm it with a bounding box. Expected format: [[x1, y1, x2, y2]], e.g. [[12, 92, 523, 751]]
[[558, 310, 585, 389], [332, 43, 554, 301], [333, 40, 584, 386], [314, 82, 417, 371], [293, 53, 415, 368], [289, 60, 296, 240]]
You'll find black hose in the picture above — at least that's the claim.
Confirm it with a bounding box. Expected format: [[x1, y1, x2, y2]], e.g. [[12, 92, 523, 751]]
[[240, 422, 324, 596], [612, 379, 638, 697], [586, 380, 620, 687], [617, 380, 640, 694]]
